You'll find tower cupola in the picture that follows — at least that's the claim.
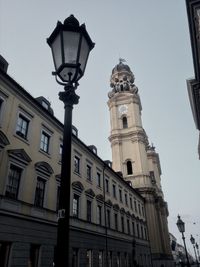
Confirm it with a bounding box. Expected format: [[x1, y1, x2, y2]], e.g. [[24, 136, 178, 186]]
[[108, 59, 138, 98]]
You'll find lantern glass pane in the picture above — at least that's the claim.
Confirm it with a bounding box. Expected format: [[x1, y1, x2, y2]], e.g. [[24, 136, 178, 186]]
[[79, 35, 90, 73], [59, 67, 77, 82], [63, 31, 80, 65], [51, 33, 62, 71]]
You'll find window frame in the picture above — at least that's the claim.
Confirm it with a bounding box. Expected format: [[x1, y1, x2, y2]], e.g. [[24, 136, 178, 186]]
[[40, 130, 51, 154], [74, 155, 80, 174], [5, 164, 22, 200], [16, 113, 30, 140], [86, 164, 92, 181], [86, 199, 92, 222], [34, 177, 46, 208], [97, 205, 102, 225], [72, 194, 80, 217]]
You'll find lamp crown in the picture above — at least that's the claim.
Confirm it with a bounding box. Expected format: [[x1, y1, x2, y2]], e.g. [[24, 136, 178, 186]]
[[64, 14, 79, 27]]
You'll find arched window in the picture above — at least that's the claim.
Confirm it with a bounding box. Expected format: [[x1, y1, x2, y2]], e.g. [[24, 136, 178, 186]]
[[122, 116, 128, 128], [127, 160, 133, 175]]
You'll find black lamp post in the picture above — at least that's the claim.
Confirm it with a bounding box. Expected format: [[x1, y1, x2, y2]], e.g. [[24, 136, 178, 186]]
[[47, 15, 94, 267], [196, 243, 200, 263], [176, 215, 191, 267], [190, 235, 199, 266]]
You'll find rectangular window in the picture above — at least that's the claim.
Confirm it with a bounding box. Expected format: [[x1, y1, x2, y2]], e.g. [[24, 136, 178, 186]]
[[87, 200, 92, 222], [134, 199, 137, 212], [119, 189, 122, 202], [98, 251, 103, 267], [29, 244, 40, 267], [40, 131, 50, 153], [114, 213, 118, 230], [74, 156, 80, 174], [0, 241, 11, 267], [108, 251, 112, 267], [121, 216, 124, 233], [105, 179, 109, 193], [16, 114, 29, 139], [0, 98, 3, 115], [86, 165, 92, 181], [117, 252, 120, 267], [97, 172, 101, 187], [106, 209, 111, 228], [73, 194, 79, 217], [141, 226, 144, 239], [137, 223, 140, 238], [72, 248, 79, 267], [127, 219, 130, 234], [97, 205, 102, 225], [132, 221, 135, 236], [5, 164, 22, 199], [125, 193, 128, 206], [86, 250, 92, 267], [56, 186, 60, 211], [138, 203, 141, 215], [34, 177, 45, 208], [112, 184, 116, 198], [130, 197, 133, 209]]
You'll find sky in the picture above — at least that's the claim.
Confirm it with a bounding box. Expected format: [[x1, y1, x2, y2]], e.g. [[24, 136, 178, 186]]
[[0, 0, 199, 257]]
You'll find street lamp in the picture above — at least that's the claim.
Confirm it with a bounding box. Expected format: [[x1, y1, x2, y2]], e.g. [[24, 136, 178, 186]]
[[176, 215, 191, 267], [47, 15, 94, 267], [190, 235, 199, 266], [196, 243, 200, 263]]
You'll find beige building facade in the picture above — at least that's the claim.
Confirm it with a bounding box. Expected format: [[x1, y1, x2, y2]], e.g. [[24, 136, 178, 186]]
[[0, 55, 151, 266], [108, 60, 173, 267]]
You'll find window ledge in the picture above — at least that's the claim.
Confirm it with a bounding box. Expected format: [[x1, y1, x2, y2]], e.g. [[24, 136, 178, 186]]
[[39, 149, 51, 158], [14, 133, 30, 145]]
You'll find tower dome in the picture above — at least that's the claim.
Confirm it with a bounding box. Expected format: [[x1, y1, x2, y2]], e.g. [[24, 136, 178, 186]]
[[108, 59, 138, 98]]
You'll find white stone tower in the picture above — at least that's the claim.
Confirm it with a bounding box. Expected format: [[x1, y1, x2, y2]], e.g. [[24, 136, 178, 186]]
[[108, 60, 173, 266]]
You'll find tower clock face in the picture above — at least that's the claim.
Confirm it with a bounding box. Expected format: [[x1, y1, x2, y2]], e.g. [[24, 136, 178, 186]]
[[118, 104, 128, 115]]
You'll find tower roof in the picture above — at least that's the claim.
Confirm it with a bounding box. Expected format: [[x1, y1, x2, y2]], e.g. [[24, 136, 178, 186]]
[[108, 59, 138, 98]]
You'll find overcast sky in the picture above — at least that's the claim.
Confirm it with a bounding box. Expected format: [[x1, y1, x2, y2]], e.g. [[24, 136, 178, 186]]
[[0, 0, 199, 256]]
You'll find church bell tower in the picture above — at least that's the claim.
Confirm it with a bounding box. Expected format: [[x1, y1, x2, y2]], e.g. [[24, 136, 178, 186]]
[[108, 60, 173, 266]]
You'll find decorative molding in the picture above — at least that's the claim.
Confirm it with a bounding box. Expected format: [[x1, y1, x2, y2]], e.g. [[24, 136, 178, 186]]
[[7, 149, 31, 165], [0, 130, 10, 150], [72, 181, 84, 193], [35, 161, 54, 177], [85, 188, 95, 198]]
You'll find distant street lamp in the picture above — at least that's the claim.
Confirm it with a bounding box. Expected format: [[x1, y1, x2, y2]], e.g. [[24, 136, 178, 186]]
[[190, 235, 199, 266], [47, 14, 94, 267], [176, 215, 191, 267], [196, 243, 200, 263]]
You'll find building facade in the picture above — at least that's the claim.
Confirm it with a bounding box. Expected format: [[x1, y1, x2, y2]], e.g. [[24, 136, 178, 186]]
[[186, 0, 200, 157], [0, 56, 151, 267], [108, 60, 173, 267]]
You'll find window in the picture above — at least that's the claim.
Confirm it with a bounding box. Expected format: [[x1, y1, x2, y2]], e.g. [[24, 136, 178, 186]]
[[87, 200, 92, 222], [141, 226, 144, 239], [114, 213, 118, 230], [121, 216, 124, 233], [132, 221, 135, 236], [59, 144, 63, 155], [97, 205, 102, 225], [86, 250, 92, 267], [125, 193, 128, 206], [138, 203, 141, 215], [130, 197, 133, 209], [86, 165, 92, 181], [134, 199, 137, 212], [97, 172, 101, 187], [34, 177, 46, 208], [56, 186, 60, 211], [108, 251, 112, 267], [106, 209, 111, 228], [142, 206, 145, 217], [112, 184, 116, 198], [73, 194, 79, 217], [72, 248, 79, 267], [137, 223, 140, 238], [122, 116, 128, 128], [98, 251, 103, 267], [29, 244, 40, 267], [126, 161, 133, 175], [116, 252, 120, 267], [127, 219, 130, 234], [16, 114, 29, 139], [144, 227, 148, 240], [40, 131, 50, 153], [0, 98, 3, 115], [0, 241, 11, 267], [42, 100, 48, 110], [105, 179, 109, 193], [5, 164, 22, 199], [119, 189, 122, 202], [74, 156, 80, 174]]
